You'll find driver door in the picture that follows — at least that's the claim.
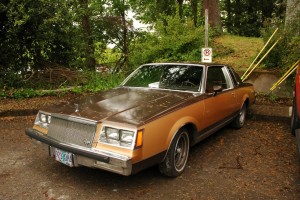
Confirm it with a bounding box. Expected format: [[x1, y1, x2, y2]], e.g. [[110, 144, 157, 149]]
[[202, 66, 236, 128]]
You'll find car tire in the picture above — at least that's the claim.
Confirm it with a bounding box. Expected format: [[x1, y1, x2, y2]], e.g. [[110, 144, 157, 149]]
[[291, 98, 300, 135], [159, 128, 190, 177], [231, 103, 246, 129]]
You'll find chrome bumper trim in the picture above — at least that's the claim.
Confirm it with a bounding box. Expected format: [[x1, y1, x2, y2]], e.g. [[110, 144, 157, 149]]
[[25, 128, 132, 176]]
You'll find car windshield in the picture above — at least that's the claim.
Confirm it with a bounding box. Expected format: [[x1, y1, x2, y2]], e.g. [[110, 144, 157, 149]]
[[123, 64, 203, 92]]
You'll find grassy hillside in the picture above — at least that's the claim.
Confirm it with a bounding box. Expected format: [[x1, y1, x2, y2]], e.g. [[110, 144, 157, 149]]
[[213, 34, 264, 72]]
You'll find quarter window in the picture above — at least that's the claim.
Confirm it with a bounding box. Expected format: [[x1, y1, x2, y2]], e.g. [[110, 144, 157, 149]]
[[228, 67, 242, 86]]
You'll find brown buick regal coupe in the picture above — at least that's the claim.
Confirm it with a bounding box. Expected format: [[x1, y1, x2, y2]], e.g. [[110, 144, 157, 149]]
[[25, 63, 255, 177]]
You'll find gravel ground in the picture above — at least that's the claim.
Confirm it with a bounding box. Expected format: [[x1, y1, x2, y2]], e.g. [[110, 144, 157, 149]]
[[0, 115, 299, 200]]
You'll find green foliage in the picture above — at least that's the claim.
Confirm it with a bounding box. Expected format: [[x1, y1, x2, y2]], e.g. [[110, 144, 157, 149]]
[[13, 89, 37, 99], [212, 44, 234, 58], [221, 0, 285, 37], [81, 72, 124, 92], [262, 10, 300, 71], [283, 10, 300, 69], [268, 93, 278, 103], [8, 89, 46, 99], [260, 23, 285, 69], [128, 14, 205, 69], [1, 72, 124, 99], [0, 0, 79, 87]]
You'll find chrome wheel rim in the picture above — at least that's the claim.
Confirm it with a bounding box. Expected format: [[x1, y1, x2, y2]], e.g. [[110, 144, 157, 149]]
[[174, 132, 189, 172], [239, 106, 246, 125]]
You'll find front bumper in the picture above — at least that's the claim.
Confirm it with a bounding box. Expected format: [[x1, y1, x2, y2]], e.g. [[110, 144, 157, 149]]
[[25, 128, 132, 176]]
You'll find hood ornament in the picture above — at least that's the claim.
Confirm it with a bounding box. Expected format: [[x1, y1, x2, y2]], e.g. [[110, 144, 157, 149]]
[[74, 104, 80, 112]]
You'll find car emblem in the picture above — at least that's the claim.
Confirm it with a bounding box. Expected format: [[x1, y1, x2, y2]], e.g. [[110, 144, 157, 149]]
[[83, 139, 91, 146], [74, 104, 79, 112]]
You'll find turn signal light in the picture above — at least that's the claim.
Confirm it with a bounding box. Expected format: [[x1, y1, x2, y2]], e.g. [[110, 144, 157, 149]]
[[135, 130, 143, 148]]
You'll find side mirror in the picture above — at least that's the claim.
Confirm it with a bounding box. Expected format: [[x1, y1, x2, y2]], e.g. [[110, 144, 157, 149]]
[[213, 85, 223, 96]]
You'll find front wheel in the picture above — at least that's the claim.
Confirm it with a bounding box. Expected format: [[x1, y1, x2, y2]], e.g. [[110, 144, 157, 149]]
[[159, 128, 190, 177], [231, 103, 246, 129]]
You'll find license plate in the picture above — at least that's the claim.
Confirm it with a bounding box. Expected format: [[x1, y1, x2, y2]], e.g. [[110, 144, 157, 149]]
[[54, 148, 73, 167]]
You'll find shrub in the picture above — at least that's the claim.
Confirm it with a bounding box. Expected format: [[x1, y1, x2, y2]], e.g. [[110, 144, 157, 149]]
[[262, 14, 300, 72], [128, 13, 206, 69]]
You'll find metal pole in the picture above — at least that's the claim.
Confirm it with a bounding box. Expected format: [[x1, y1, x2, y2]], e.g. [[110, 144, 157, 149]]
[[205, 9, 208, 48], [270, 63, 298, 91], [242, 38, 281, 81], [270, 60, 300, 91], [241, 28, 279, 79]]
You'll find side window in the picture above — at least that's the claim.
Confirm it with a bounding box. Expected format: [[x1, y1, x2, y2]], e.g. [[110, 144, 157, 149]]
[[206, 66, 230, 92]]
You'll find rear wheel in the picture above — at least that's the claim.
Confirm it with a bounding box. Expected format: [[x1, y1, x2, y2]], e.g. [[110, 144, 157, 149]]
[[159, 128, 190, 177], [231, 103, 246, 129]]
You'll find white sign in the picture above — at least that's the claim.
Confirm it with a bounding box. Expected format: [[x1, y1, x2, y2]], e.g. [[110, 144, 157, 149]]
[[201, 48, 212, 63]]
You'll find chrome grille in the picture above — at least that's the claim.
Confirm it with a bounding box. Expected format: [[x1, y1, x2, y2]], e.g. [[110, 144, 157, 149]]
[[48, 115, 97, 148]]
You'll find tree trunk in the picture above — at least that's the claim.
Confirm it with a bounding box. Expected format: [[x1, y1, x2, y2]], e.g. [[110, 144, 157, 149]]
[[224, 0, 232, 32], [191, 0, 198, 26], [201, 0, 222, 31], [114, 0, 129, 73], [121, 0, 128, 72], [261, 0, 274, 22], [176, 0, 184, 19], [285, 0, 300, 27], [80, 0, 96, 70]]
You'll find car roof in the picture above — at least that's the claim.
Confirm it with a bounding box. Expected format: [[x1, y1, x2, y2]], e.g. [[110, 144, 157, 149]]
[[142, 62, 227, 68]]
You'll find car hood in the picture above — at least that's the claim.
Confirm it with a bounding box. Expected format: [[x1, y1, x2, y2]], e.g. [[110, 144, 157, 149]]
[[42, 87, 197, 126]]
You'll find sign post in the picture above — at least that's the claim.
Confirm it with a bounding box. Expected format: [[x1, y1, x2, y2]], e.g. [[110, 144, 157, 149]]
[[202, 9, 212, 63], [205, 9, 208, 48]]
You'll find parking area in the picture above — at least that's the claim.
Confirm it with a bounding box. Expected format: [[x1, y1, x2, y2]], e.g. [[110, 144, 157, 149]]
[[0, 116, 300, 199]]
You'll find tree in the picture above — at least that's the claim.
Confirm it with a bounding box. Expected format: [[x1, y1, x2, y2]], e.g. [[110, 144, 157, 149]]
[[221, 0, 286, 37], [79, 0, 96, 70], [201, 0, 222, 30], [176, 0, 184, 19], [190, 0, 199, 26], [285, 0, 300, 26], [0, 0, 78, 87], [129, 0, 170, 24], [129, 13, 205, 67]]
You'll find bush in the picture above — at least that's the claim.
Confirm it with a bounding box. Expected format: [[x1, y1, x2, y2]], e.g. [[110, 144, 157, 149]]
[[262, 14, 300, 72], [128, 13, 206, 69], [0, 71, 124, 99], [82, 72, 124, 92]]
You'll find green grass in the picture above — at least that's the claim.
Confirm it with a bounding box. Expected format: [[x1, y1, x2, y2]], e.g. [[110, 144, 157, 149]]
[[213, 34, 264, 72]]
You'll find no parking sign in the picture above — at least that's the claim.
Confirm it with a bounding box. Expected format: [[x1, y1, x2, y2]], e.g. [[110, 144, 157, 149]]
[[201, 48, 212, 63]]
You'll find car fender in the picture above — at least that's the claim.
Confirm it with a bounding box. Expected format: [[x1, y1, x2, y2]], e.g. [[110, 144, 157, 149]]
[[241, 94, 250, 108], [162, 116, 198, 160]]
